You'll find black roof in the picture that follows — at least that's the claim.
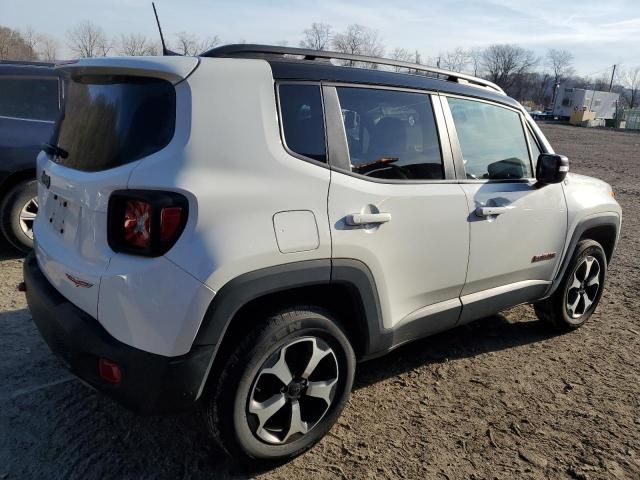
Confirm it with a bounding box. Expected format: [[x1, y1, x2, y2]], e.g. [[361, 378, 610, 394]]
[[268, 59, 520, 109], [202, 44, 519, 109], [0, 60, 58, 77]]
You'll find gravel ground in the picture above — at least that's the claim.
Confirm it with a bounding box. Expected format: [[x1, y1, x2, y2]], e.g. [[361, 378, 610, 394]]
[[0, 123, 639, 479]]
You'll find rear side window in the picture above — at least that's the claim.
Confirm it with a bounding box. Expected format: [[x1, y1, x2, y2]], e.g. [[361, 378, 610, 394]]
[[0, 76, 59, 121], [51, 75, 175, 172], [448, 97, 532, 180], [336, 87, 444, 180], [278, 84, 326, 162]]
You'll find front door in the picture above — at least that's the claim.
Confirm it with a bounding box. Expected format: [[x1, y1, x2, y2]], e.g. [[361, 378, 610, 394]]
[[324, 85, 470, 338], [442, 96, 567, 322]]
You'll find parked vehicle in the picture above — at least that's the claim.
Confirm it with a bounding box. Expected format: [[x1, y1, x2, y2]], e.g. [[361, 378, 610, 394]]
[[23, 46, 621, 464], [0, 60, 61, 252]]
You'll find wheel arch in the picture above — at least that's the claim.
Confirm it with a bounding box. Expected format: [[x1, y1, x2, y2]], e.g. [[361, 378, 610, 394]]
[[193, 259, 383, 398], [0, 168, 36, 200], [544, 213, 620, 298]]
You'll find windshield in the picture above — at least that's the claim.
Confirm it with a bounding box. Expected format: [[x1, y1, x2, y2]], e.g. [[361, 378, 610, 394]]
[[51, 75, 176, 172]]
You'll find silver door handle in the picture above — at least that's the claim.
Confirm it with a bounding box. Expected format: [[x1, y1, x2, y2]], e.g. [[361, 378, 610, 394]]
[[346, 213, 392, 226], [475, 206, 512, 217]]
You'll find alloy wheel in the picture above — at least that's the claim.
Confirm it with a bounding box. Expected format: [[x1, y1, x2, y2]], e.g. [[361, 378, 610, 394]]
[[19, 196, 38, 240], [566, 255, 601, 319], [247, 336, 339, 445]]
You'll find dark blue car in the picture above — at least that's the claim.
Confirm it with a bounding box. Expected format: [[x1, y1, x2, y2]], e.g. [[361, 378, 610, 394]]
[[0, 60, 62, 252]]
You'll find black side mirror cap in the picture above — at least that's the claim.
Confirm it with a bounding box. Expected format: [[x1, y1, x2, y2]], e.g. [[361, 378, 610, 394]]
[[536, 153, 569, 184]]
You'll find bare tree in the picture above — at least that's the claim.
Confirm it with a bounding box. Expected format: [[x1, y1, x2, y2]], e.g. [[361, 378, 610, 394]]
[[300, 23, 332, 51], [0, 26, 36, 60], [468, 47, 483, 76], [546, 48, 575, 85], [119, 33, 158, 56], [174, 31, 220, 55], [333, 24, 384, 67], [482, 44, 538, 94], [389, 47, 412, 72], [21, 26, 39, 59], [620, 66, 640, 108], [67, 21, 111, 58], [440, 47, 469, 73], [38, 34, 59, 61]]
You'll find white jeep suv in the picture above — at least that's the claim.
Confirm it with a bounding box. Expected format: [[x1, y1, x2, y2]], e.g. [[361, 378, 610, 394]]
[[23, 45, 621, 463]]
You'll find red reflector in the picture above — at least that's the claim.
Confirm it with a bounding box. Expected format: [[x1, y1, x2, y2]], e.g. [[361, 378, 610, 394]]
[[98, 358, 122, 384], [124, 200, 152, 248], [160, 207, 182, 241]]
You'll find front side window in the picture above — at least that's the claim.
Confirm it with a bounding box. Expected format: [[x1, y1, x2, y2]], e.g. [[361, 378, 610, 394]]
[[527, 128, 541, 163], [336, 87, 444, 180], [0, 76, 58, 121], [278, 84, 326, 162], [448, 97, 533, 180]]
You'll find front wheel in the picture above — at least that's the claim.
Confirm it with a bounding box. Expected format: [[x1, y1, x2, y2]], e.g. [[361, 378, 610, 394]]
[[203, 307, 356, 463], [534, 239, 607, 331]]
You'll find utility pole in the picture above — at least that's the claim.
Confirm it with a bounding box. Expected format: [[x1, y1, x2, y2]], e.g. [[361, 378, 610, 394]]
[[609, 64, 617, 92]]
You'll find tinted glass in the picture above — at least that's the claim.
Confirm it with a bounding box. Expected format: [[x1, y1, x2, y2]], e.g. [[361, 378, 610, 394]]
[[0, 76, 58, 121], [336, 87, 443, 180], [527, 128, 541, 162], [448, 97, 532, 180], [52, 75, 175, 172], [279, 84, 326, 162]]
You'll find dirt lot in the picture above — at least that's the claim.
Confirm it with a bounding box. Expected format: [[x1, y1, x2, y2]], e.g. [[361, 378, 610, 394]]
[[1, 123, 639, 479]]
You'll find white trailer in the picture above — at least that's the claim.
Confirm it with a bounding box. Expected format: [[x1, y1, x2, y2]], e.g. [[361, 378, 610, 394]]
[[553, 87, 619, 120]]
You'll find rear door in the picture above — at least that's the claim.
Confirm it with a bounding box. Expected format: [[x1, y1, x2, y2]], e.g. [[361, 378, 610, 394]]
[[34, 57, 197, 317], [325, 85, 469, 339], [441, 95, 567, 322]]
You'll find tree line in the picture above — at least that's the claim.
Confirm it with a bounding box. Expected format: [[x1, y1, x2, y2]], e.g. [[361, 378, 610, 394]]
[[1, 21, 638, 109]]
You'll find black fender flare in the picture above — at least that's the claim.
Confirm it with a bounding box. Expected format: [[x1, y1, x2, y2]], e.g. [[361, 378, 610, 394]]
[[544, 212, 620, 298], [191, 258, 383, 396]]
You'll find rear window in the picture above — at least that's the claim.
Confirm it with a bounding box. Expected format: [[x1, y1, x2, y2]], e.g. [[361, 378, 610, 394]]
[[0, 76, 59, 121], [51, 75, 176, 172]]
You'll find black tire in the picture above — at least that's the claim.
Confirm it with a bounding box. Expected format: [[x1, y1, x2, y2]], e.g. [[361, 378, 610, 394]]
[[534, 239, 607, 332], [0, 179, 38, 253], [203, 306, 356, 464]]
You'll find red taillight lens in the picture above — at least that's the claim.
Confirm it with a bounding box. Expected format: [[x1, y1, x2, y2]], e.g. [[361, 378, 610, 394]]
[[124, 200, 152, 248], [98, 358, 122, 384], [160, 207, 183, 241], [108, 190, 188, 257]]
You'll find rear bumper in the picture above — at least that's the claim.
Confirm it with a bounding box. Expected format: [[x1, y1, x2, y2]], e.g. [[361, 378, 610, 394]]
[[23, 251, 214, 414]]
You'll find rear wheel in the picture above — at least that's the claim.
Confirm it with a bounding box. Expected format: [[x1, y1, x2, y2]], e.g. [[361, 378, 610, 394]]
[[0, 179, 38, 253], [534, 240, 607, 331], [203, 307, 355, 463]]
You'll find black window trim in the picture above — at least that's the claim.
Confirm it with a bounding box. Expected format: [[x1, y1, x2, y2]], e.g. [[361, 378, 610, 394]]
[[322, 82, 457, 185], [441, 93, 537, 184], [275, 81, 330, 169], [0, 74, 60, 123]]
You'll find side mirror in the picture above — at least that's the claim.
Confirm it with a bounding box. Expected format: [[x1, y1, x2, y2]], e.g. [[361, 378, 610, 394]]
[[536, 153, 569, 184]]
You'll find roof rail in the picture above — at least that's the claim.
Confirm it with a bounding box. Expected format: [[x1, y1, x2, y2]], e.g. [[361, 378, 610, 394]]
[[202, 44, 505, 95]]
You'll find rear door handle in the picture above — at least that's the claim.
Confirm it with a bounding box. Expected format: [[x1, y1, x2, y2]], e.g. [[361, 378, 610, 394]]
[[346, 213, 392, 226], [475, 206, 512, 217]]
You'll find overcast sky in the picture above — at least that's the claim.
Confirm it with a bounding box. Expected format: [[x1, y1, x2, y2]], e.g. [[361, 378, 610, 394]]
[[1, 0, 638, 76]]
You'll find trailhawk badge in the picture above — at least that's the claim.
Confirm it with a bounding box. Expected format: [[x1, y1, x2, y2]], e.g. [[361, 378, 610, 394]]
[[531, 252, 557, 263], [65, 273, 94, 288]]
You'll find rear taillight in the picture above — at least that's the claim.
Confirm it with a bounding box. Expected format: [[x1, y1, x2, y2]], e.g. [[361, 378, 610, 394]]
[[108, 190, 188, 257]]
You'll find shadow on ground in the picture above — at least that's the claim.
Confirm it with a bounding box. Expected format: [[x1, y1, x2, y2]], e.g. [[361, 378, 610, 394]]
[[0, 301, 554, 479]]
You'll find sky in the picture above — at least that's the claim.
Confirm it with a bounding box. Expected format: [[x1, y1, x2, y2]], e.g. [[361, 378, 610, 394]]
[[1, 0, 639, 76]]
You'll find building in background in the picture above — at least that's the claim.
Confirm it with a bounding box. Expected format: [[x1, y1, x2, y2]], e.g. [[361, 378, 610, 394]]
[[552, 87, 619, 120]]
